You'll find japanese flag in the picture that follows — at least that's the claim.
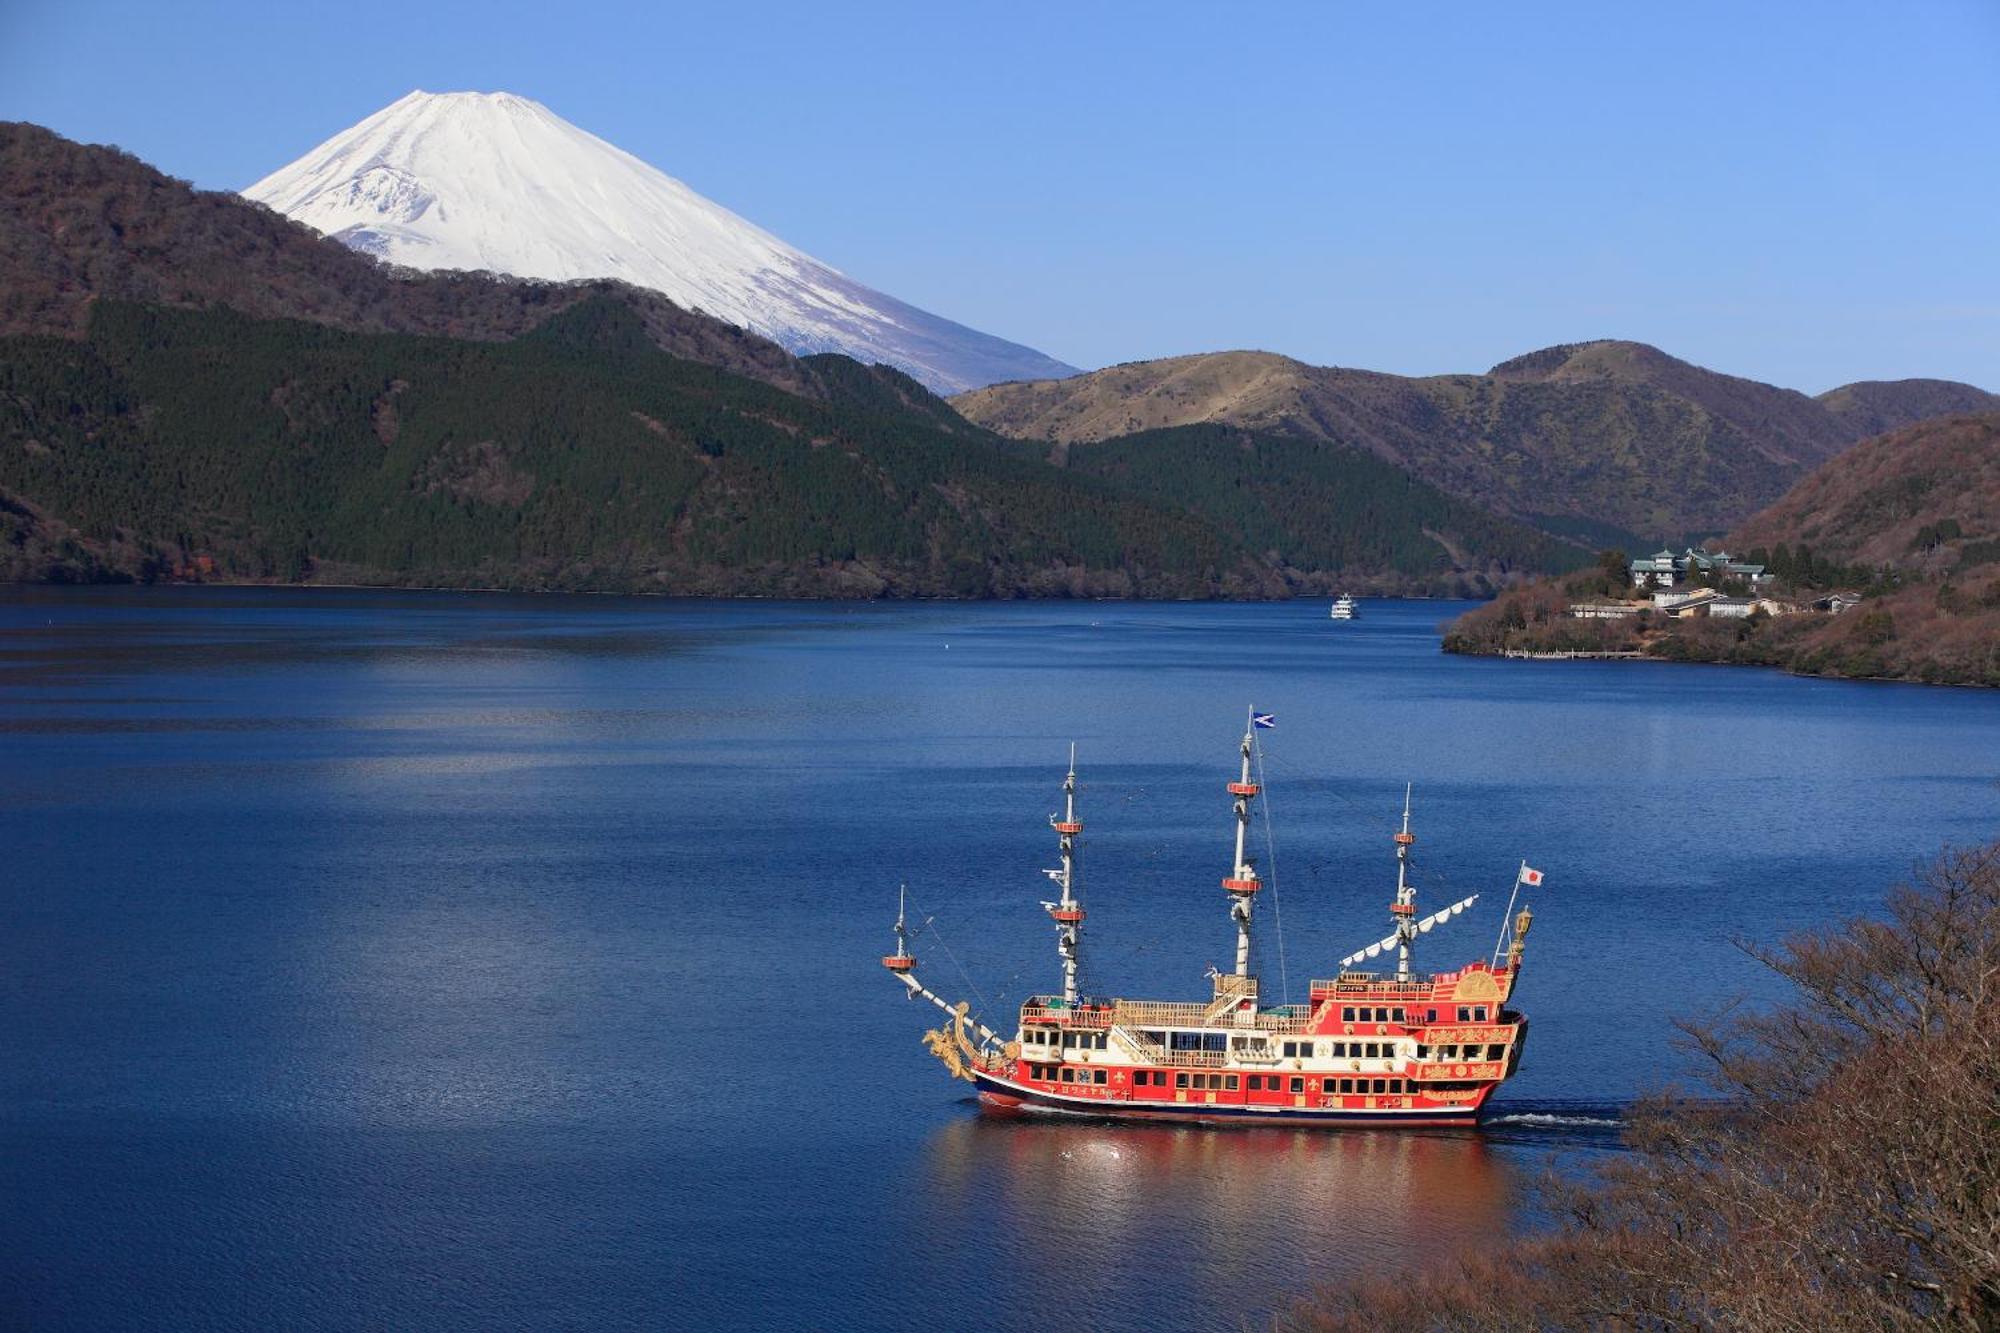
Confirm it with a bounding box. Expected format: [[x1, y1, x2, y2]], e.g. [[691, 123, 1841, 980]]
[[1520, 865, 1545, 886]]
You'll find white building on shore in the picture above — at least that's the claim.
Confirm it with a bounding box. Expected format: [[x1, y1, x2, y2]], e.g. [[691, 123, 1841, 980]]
[[1629, 548, 1769, 589]]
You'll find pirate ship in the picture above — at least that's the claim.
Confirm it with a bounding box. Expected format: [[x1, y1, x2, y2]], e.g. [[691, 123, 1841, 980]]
[[882, 714, 1541, 1126]]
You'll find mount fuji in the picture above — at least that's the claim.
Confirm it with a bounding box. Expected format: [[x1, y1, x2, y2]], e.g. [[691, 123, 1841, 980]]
[[243, 91, 1077, 394]]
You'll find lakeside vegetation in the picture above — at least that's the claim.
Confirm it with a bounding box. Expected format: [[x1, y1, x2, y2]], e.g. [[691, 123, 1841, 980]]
[[1440, 557, 2000, 687], [1296, 841, 2000, 1331], [1443, 414, 2000, 687]]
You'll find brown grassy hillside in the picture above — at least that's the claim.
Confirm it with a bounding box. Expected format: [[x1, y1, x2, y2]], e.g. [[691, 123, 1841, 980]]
[[957, 341, 1996, 548], [1731, 412, 2000, 577]]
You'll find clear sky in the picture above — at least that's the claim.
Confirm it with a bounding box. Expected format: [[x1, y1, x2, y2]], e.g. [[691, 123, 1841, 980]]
[[4, 1, 1997, 392]]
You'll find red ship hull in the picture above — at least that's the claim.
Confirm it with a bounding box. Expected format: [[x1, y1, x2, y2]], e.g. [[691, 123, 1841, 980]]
[[973, 1069, 1490, 1127]]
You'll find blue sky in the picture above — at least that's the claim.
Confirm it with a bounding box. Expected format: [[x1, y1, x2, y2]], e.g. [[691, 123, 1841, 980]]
[[4, 1, 1996, 391]]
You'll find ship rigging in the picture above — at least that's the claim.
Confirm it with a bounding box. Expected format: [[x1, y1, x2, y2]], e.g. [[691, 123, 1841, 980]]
[[883, 712, 1541, 1126]]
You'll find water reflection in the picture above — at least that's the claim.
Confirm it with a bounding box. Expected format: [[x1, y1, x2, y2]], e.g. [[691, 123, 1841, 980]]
[[920, 1112, 1513, 1328]]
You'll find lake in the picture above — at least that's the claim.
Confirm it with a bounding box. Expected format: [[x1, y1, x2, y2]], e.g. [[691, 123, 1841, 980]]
[[3, 589, 1996, 1331]]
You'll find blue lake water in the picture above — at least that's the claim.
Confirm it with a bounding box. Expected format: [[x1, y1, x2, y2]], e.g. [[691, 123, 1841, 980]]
[[3, 589, 1996, 1331]]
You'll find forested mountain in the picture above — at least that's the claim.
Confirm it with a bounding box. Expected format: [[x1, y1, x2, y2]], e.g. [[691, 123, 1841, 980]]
[[955, 342, 1997, 549], [1061, 425, 1576, 593], [0, 298, 1275, 595]]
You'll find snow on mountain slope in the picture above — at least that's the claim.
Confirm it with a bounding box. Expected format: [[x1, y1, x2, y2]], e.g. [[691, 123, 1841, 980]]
[[243, 91, 1076, 394]]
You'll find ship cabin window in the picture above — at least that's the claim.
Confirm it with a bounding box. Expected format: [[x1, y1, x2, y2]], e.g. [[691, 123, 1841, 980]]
[[1093, 1069, 1107, 1085], [1371, 1078, 1387, 1094], [1059, 1068, 1075, 1083], [1320, 1077, 1337, 1094], [1474, 1006, 1489, 1022], [1225, 1074, 1239, 1091], [1341, 1007, 1356, 1022], [1338, 1078, 1355, 1094], [1457, 1006, 1470, 1022], [1426, 1008, 1439, 1022], [1249, 1075, 1267, 1091], [1175, 1072, 1189, 1089], [1391, 1007, 1406, 1023], [1363, 1042, 1380, 1058], [1416, 1044, 1430, 1060], [1486, 1043, 1506, 1061], [1288, 1077, 1305, 1094]]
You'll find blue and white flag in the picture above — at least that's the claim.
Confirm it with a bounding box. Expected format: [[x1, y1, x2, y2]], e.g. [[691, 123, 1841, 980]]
[[1252, 712, 1276, 729]]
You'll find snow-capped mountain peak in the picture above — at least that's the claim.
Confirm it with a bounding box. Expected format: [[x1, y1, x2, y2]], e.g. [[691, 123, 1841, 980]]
[[243, 91, 1075, 393]]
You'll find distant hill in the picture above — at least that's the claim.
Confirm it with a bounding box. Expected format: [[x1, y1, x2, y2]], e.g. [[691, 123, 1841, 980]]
[[1814, 380, 2000, 441], [955, 341, 1995, 549], [1730, 412, 2000, 579]]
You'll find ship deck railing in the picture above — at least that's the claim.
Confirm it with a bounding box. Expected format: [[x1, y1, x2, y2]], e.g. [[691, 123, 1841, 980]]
[[1308, 976, 1449, 1001], [1020, 997, 1317, 1035]]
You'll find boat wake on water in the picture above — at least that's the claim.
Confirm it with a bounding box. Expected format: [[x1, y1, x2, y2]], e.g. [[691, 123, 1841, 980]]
[[1485, 1110, 1622, 1129]]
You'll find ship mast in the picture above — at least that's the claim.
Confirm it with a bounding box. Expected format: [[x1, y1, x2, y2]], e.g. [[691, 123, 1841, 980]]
[[1390, 785, 1418, 983], [1222, 712, 1263, 977], [1044, 744, 1086, 1004], [884, 883, 916, 974]]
